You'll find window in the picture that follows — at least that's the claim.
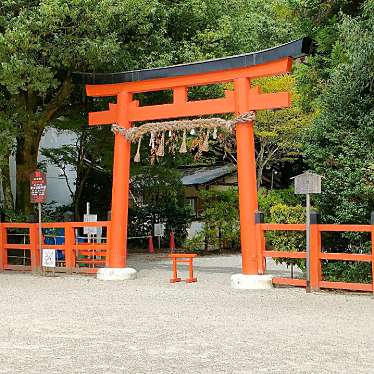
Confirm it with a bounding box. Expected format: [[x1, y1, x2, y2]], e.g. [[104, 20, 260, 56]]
[[186, 197, 198, 218]]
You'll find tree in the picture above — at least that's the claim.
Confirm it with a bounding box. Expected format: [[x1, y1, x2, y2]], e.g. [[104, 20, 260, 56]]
[[303, 2, 374, 225], [0, 0, 170, 213], [288, 0, 366, 112], [0, 89, 16, 210], [40, 118, 113, 219], [253, 74, 314, 189], [0, 0, 300, 215], [129, 166, 191, 246]]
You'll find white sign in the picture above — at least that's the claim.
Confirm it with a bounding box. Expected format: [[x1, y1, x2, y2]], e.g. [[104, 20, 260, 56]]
[[154, 223, 165, 237], [84, 214, 98, 235], [42, 249, 56, 268]]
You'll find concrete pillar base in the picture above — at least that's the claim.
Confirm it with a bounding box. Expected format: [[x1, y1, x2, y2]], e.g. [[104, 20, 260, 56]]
[[96, 268, 137, 281], [231, 274, 273, 290]]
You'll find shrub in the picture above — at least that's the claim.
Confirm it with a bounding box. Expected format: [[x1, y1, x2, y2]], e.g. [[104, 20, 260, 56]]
[[129, 166, 191, 247], [184, 188, 240, 252], [258, 188, 302, 220], [266, 203, 306, 271]]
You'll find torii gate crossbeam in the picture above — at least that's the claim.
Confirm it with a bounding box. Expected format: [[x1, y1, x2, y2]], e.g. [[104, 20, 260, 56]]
[[73, 37, 311, 279]]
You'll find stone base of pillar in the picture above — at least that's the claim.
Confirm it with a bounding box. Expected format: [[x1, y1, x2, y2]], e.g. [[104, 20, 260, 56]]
[[231, 274, 273, 290], [96, 268, 137, 281]]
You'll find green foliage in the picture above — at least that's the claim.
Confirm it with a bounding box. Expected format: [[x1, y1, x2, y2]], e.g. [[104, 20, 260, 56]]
[[258, 188, 305, 271], [258, 187, 302, 219], [323, 261, 372, 284], [128, 166, 191, 247], [289, 1, 374, 283], [40, 117, 114, 219], [289, 0, 365, 111], [253, 75, 315, 188], [266, 203, 306, 270], [183, 233, 206, 254], [304, 4, 374, 225], [0, 0, 301, 213], [184, 188, 240, 252]]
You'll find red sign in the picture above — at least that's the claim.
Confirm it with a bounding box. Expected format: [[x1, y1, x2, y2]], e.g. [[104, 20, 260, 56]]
[[30, 170, 47, 203]]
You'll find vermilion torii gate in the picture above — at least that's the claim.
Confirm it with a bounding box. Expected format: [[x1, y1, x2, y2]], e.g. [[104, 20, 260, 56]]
[[74, 38, 310, 283]]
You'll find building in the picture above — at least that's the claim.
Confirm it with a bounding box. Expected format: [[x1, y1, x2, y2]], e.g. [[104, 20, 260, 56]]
[[180, 164, 237, 218], [179, 164, 237, 239]]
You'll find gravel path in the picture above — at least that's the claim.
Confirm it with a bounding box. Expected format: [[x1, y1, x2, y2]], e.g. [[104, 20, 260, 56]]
[[0, 254, 373, 374]]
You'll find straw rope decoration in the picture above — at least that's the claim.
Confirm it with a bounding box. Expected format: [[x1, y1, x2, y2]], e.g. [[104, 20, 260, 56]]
[[111, 111, 255, 163]]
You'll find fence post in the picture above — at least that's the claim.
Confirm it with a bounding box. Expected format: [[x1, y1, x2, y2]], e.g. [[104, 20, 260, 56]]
[[105, 222, 111, 267], [309, 211, 320, 291], [64, 223, 75, 273], [255, 211, 265, 274], [370, 212, 374, 295], [0, 223, 4, 271], [30, 223, 40, 273]]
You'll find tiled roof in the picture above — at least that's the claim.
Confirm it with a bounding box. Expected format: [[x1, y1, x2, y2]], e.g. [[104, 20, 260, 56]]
[[180, 164, 237, 186]]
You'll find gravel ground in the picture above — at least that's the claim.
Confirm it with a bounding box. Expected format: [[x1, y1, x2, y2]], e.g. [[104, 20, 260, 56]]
[[0, 254, 373, 374]]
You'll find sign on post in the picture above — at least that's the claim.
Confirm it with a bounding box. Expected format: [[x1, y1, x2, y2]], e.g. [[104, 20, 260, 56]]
[[83, 214, 98, 235], [42, 249, 56, 268], [154, 223, 165, 237], [291, 171, 322, 293], [293, 171, 321, 195], [154, 223, 165, 250], [30, 170, 47, 273], [30, 171, 47, 203]]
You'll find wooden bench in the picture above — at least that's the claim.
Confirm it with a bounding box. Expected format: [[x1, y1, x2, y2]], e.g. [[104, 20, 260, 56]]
[[168, 253, 197, 283]]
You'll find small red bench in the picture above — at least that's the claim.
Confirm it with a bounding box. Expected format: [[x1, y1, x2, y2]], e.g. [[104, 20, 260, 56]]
[[168, 253, 197, 283]]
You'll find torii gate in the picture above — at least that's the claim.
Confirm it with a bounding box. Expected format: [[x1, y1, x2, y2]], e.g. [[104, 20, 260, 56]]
[[74, 38, 310, 286]]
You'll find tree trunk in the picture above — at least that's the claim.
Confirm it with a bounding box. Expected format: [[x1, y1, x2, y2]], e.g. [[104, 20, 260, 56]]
[[14, 77, 73, 215], [256, 146, 265, 190], [15, 126, 44, 214], [1, 154, 14, 211], [257, 165, 264, 191]]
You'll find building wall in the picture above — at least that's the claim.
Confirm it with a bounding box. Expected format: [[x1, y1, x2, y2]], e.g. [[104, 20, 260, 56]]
[[3, 127, 77, 208], [38, 127, 77, 206], [183, 172, 238, 218]]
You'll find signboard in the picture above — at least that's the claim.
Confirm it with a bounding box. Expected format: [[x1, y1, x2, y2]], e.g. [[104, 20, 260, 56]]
[[84, 214, 98, 235], [292, 171, 321, 195], [154, 223, 165, 237], [30, 170, 47, 203], [42, 249, 56, 268], [291, 171, 322, 293]]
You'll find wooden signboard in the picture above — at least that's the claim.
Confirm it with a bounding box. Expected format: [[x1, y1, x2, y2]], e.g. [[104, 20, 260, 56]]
[[292, 171, 321, 195]]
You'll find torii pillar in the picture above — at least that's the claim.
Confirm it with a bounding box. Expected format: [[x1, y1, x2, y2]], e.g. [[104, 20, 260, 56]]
[[73, 38, 311, 285]]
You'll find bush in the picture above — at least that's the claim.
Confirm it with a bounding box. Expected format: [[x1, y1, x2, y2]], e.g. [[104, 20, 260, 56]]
[[129, 166, 191, 248], [258, 188, 302, 219], [266, 203, 306, 271], [184, 188, 240, 252]]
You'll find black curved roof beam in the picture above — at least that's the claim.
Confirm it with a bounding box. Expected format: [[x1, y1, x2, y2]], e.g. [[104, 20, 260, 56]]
[[73, 37, 312, 85]]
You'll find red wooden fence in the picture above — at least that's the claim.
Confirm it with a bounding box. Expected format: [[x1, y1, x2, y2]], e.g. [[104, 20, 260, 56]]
[[0, 221, 110, 274], [256, 214, 374, 293], [1, 217, 373, 293]]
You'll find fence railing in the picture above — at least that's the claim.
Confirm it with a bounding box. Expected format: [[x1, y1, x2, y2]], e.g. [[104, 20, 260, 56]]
[[2, 216, 374, 292], [0, 221, 111, 274], [256, 212, 374, 293]]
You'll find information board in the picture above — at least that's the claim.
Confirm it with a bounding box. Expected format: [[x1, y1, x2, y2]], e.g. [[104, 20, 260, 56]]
[[293, 171, 321, 195], [154, 223, 165, 237], [30, 170, 47, 203], [84, 214, 98, 235]]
